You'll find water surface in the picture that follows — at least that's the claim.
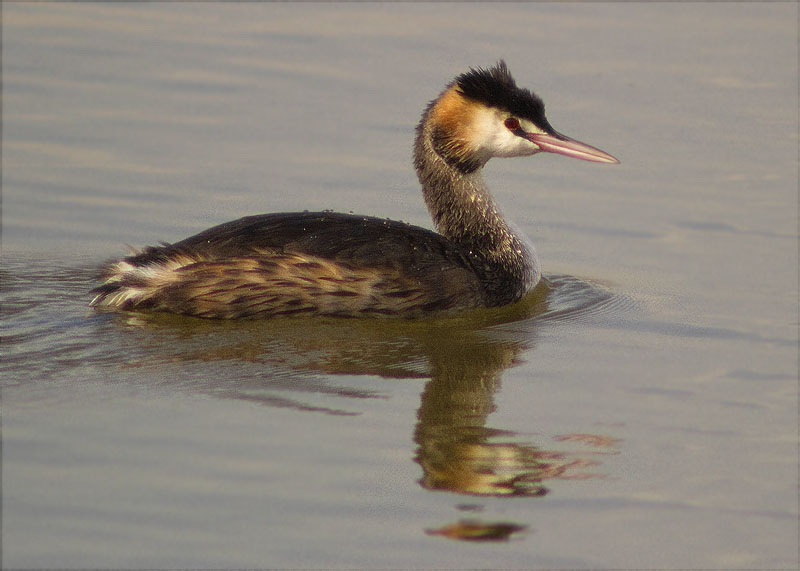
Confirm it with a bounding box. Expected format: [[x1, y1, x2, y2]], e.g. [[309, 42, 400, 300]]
[[2, 3, 797, 568]]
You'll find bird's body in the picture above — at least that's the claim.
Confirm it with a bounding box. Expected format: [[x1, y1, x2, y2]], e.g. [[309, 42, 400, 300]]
[[92, 212, 492, 318], [91, 61, 618, 319]]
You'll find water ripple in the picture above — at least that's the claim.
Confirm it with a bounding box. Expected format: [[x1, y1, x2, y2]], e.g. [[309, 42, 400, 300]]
[[534, 274, 637, 325]]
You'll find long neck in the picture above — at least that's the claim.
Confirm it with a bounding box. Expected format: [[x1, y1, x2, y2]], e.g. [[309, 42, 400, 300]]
[[414, 115, 540, 305]]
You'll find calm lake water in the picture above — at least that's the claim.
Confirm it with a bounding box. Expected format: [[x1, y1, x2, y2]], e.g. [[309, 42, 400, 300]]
[[2, 3, 797, 568]]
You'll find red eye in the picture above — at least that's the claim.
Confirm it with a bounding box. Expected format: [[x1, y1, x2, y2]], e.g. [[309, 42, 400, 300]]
[[504, 117, 520, 130]]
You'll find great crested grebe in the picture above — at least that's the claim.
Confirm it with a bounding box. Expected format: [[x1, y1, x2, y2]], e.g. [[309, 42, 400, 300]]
[[91, 61, 618, 319]]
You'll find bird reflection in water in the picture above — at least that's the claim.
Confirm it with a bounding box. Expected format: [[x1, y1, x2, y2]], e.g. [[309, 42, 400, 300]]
[[413, 311, 621, 501], [100, 279, 621, 542]]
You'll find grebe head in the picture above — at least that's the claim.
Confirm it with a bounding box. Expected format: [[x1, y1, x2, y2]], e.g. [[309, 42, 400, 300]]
[[422, 60, 619, 172]]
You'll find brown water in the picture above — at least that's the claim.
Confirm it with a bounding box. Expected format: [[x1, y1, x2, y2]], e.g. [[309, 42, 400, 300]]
[[2, 3, 797, 568]]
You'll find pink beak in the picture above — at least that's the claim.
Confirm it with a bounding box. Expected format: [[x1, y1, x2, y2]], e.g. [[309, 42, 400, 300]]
[[526, 132, 619, 164]]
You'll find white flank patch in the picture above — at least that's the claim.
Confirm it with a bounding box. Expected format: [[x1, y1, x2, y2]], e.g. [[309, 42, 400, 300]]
[[93, 254, 200, 307]]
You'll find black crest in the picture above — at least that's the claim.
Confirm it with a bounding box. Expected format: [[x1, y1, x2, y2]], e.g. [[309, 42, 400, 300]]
[[454, 61, 554, 133]]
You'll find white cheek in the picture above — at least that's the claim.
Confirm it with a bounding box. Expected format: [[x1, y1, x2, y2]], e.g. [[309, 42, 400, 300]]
[[471, 108, 542, 158], [492, 131, 540, 157]]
